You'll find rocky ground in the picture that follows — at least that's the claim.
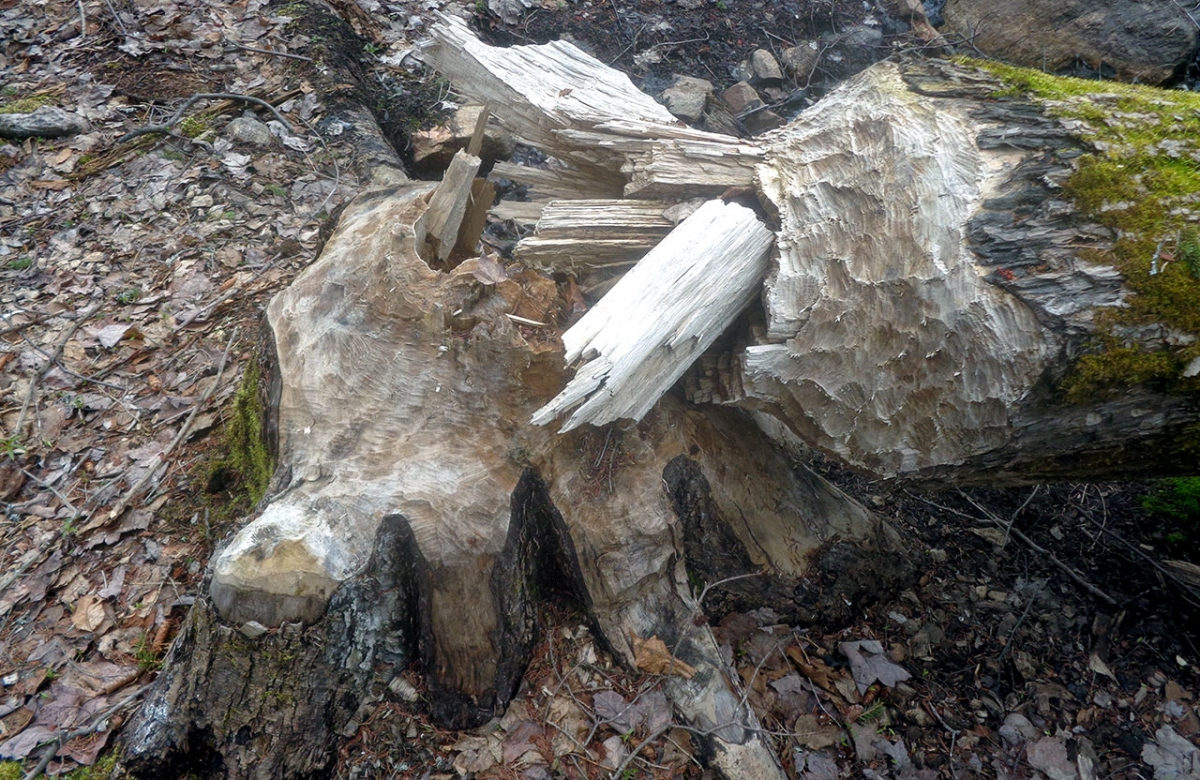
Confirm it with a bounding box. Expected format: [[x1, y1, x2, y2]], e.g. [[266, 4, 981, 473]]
[[1, 0, 1198, 778]]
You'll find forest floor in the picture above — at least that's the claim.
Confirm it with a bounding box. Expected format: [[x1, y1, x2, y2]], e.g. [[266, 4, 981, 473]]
[[0, 0, 1198, 778]]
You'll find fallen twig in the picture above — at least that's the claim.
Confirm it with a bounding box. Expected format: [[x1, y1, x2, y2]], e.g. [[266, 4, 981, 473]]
[[15, 305, 100, 440], [0, 309, 55, 337], [172, 254, 284, 332], [94, 328, 238, 527], [231, 43, 313, 61], [118, 93, 293, 143]]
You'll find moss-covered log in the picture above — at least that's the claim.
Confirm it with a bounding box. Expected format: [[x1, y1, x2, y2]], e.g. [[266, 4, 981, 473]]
[[692, 58, 1200, 485]]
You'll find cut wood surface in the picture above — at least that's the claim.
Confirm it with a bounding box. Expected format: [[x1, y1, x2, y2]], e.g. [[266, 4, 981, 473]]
[[532, 199, 774, 432]]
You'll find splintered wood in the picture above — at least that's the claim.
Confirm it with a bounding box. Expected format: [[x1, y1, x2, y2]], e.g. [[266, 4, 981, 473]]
[[419, 15, 760, 200], [514, 199, 675, 271], [532, 200, 773, 432]]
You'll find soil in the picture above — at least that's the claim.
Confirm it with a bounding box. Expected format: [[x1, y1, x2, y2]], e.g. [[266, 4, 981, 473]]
[[0, 0, 1197, 778]]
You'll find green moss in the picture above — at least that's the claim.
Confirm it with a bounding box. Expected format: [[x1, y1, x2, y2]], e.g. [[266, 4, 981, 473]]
[[220, 362, 274, 506], [1142, 477, 1200, 554], [178, 114, 211, 139], [970, 60, 1200, 400], [0, 94, 54, 114], [0, 762, 24, 780]]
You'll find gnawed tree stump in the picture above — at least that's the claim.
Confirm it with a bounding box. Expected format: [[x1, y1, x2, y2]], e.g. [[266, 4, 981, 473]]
[[119, 178, 908, 780], [120, 20, 1200, 780]]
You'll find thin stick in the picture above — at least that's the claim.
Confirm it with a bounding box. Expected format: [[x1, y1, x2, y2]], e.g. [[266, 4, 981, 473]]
[[19, 466, 80, 517], [99, 328, 238, 525], [76, 0, 86, 38], [996, 581, 1043, 662], [609, 722, 671, 780], [15, 305, 99, 440], [117, 93, 294, 143], [172, 254, 284, 332], [231, 43, 313, 61]]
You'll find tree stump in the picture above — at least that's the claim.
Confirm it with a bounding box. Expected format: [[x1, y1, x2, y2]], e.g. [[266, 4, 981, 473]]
[[118, 179, 908, 780]]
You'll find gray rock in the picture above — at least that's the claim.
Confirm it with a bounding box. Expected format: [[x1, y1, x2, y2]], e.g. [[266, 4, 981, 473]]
[[0, 106, 90, 139], [661, 75, 713, 122], [226, 116, 273, 146], [750, 49, 784, 84], [741, 108, 786, 135], [782, 43, 821, 83], [943, 0, 1197, 84], [999, 712, 1039, 746], [722, 81, 764, 115]]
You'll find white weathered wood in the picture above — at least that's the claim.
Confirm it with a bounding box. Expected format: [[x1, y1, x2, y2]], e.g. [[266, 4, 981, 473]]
[[418, 16, 678, 164], [489, 160, 624, 199], [514, 199, 674, 270], [624, 137, 765, 198], [421, 18, 758, 199], [532, 199, 774, 431], [488, 198, 549, 224]]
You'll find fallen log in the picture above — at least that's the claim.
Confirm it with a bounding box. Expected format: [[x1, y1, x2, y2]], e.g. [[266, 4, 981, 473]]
[[720, 59, 1200, 484]]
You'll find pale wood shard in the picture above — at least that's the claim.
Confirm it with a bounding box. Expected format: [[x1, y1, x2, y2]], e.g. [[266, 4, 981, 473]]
[[623, 137, 765, 198], [418, 15, 677, 170], [532, 199, 774, 432], [488, 198, 550, 224], [514, 199, 674, 270], [489, 160, 625, 200], [419, 148, 482, 263]]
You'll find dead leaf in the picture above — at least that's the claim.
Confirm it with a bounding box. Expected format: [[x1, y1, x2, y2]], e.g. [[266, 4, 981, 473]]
[[472, 252, 508, 285], [840, 640, 911, 694], [593, 690, 637, 732], [1142, 726, 1200, 780], [0, 707, 33, 739], [599, 735, 626, 770], [30, 179, 72, 190], [71, 594, 107, 633], [0, 725, 55, 759], [1028, 736, 1076, 780], [632, 635, 695, 679], [91, 323, 131, 348], [785, 646, 837, 693], [61, 728, 111, 766], [1088, 652, 1117, 681], [793, 714, 843, 750]]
